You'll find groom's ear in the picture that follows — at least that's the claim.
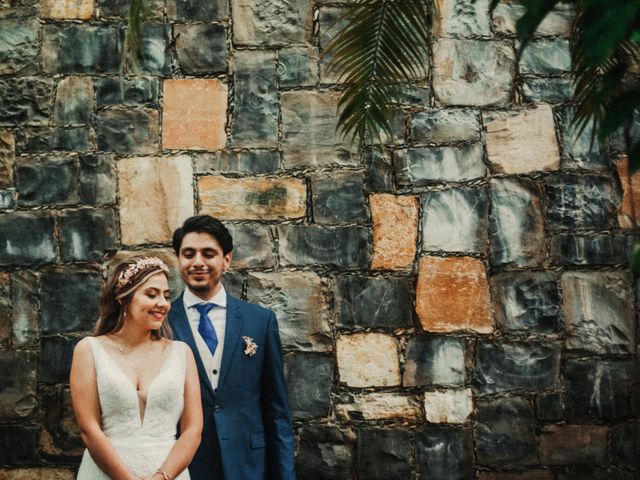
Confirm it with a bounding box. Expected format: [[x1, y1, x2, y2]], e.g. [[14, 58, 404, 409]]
[[224, 251, 233, 270]]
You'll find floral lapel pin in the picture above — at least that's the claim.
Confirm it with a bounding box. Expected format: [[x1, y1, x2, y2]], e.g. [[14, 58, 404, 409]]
[[242, 336, 258, 357]]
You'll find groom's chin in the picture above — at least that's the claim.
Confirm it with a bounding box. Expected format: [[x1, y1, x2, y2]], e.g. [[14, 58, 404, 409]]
[[187, 282, 210, 293]]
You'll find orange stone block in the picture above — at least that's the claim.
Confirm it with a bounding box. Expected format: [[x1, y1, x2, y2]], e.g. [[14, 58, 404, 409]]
[[370, 193, 419, 270], [616, 156, 640, 229], [416, 256, 493, 333], [40, 0, 94, 19], [162, 79, 227, 151]]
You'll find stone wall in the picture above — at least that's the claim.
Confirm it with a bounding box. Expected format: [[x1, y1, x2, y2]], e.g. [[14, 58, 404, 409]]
[[0, 0, 639, 478]]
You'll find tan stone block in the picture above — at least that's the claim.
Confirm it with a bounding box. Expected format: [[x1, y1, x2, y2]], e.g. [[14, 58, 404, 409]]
[[118, 155, 194, 245], [337, 333, 400, 388], [199, 176, 306, 220], [616, 156, 640, 229], [370, 193, 419, 271], [484, 105, 560, 174], [0, 130, 14, 188], [539, 425, 608, 465], [0, 469, 75, 480], [40, 0, 94, 19], [423, 388, 473, 424], [416, 256, 493, 333], [337, 392, 422, 422], [162, 79, 227, 151]]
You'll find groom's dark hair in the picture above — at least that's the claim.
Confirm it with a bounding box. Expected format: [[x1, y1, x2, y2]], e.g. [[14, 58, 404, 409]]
[[172, 215, 234, 255]]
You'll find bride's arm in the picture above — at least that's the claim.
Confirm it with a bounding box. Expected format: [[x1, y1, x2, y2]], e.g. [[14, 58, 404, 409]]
[[70, 338, 138, 480], [151, 345, 203, 480]]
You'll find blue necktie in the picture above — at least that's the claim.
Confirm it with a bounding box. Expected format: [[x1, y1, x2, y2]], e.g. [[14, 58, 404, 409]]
[[194, 303, 218, 356]]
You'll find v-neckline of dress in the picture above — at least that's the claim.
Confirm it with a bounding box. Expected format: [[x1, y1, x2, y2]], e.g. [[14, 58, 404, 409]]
[[94, 337, 175, 427]]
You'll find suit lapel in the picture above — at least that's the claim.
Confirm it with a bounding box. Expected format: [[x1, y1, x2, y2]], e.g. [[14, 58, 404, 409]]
[[218, 295, 245, 390], [170, 293, 216, 398]]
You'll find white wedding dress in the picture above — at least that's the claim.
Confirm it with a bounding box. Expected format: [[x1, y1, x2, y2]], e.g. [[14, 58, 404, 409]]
[[77, 337, 190, 479]]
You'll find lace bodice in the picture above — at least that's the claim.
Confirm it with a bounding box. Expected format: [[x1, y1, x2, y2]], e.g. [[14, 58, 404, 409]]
[[77, 337, 190, 479]]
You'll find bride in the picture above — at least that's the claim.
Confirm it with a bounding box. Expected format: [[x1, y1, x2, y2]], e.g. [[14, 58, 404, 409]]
[[70, 256, 202, 480]]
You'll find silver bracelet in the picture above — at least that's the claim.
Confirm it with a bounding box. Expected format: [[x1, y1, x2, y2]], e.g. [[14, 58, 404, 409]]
[[156, 469, 171, 480]]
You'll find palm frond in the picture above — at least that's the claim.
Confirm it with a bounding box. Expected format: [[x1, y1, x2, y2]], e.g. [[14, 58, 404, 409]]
[[324, 0, 430, 146], [123, 0, 145, 73]]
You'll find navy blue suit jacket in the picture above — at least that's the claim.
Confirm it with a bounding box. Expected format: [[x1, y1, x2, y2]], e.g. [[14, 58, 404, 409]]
[[169, 292, 295, 480]]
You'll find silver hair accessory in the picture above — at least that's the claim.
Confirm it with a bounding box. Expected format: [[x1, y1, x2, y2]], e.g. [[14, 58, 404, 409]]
[[117, 257, 170, 289]]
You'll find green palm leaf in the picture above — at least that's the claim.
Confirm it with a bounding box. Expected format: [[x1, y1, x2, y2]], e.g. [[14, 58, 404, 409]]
[[324, 0, 430, 147]]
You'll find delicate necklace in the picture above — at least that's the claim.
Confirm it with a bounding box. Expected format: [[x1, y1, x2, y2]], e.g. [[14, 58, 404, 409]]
[[114, 339, 155, 364]]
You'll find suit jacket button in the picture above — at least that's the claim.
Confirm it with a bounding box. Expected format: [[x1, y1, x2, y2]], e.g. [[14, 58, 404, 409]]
[[214, 405, 221, 412]]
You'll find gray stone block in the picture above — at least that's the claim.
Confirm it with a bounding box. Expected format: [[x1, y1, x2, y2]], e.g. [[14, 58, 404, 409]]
[[226, 224, 275, 269], [523, 76, 573, 104], [490, 178, 546, 266], [421, 186, 488, 253], [0, 274, 8, 345], [520, 38, 571, 75], [246, 271, 332, 352], [194, 151, 280, 174], [547, 174, 618, 229], [0, 190, 14, 209], [175, 23, 227, 74], [562, 271, 635, 354], [394, 143, 485, 185], [167, 0, 228, 20], [0, 18, 38, 75], [42, 24, 123, 74], [557, 107, 606, 171], [0, 213, 56, 265], [96, 109, 159, 154], [612, 423, 640, 471], [475, 397, 537, 465], [403, 336, 465, 387], [79, 153, 117, 205], [564, 359, 635, 420], [336, 275, 414, 328], [39, 335, 80, 383], [233, 0, 312, 46], [552, 234, 628, 265], [41, 270, 101, 335], [435, 0, 491, 37], [135, 24, 171, 75], [411, 108, 480, 144], [278, 47, 318, 88], [473, 341, 561, 394], [0, 350, 37, 419], [59, 208, 118, 262], [357, 429, 412, 480], [16, 156, 78, 206], [17, 127, 91, 152], [0, 77, 54, 124], [11, 271, 39, 348], [536, 393, 563, 421], [416, 427, 475, 480], [285, 352, 333, 420], [364, 148, 394, 192], [491, 271, 560, 334], [277, 225, 370, 269], [311, 171, 366, 224], [296, 426, 355, 480], [96, 77, 159, 106], [0, 426, 38, 465], [231, 50, 278, 147]]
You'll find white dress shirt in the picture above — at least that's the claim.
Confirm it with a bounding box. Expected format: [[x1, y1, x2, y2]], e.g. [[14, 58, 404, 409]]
[[183, 285, 227, 390]]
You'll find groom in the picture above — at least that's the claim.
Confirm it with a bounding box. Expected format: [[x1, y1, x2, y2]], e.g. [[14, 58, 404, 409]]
[[168, 215, 295, 479]]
